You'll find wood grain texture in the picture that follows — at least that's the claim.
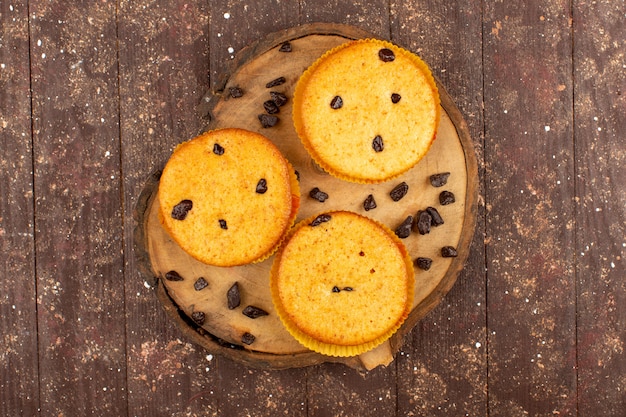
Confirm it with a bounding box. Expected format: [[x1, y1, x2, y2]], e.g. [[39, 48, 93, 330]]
[[0, 1, 39, 415]]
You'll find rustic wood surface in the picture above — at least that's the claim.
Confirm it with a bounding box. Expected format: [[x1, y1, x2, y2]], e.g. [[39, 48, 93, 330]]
[[1, 0, 624, 416]]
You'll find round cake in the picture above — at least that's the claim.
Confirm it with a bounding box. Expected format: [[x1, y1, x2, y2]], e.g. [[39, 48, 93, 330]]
[[158, 128, 300, 267], [292, 38, 440, 183], [270, 210, 415, 356]]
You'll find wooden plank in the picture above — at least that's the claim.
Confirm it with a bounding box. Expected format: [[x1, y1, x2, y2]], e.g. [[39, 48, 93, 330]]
[[116, 1, 221, 416], [482, 1, 578, 414], [572, 0, 626, 414], [390, 0, 488, 415], [301, 0, 390, 38], [28, 1, 127, 414], [0, 1, 39, 415]]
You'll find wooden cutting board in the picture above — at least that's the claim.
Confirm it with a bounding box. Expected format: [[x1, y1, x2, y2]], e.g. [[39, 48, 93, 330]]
[[134, 23, 478, 372]]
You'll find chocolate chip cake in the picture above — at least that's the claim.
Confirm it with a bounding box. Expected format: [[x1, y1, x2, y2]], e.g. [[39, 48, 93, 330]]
[[292, 39, 440, 183], [270, 210, 414, 357], [158, 128, 300, 267]]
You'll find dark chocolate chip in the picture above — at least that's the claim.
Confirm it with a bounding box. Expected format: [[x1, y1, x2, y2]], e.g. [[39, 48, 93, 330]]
[[343, 287, 354, 292], [372, 135, 384, 152], [441, 246, 458, 258], [227, 282, 240, 310], [263, 99, 279, 114], [258, 114, 279, 128], [332, 286, 341, 293], [330, 95, 343, 109], [270, 91, 288, 107], [194, 277, 209, 291], [414, 210, 432, 235], [309, 187, 329, 202], [294, 170, 300, 181], [426, 206, 444, 226], [242, 306, 269, 319], [266, 76, 286, 88], [395, 215, 413, 239], [213, 143, 225, 155], [279, 41, 292, 52], [171, 200, 193, 220], [430, 172, 451, 187], [191, 311, 206, 325], [378, 48, 395, 62], [363, 194, 377, 211], [256, 178, 268, 194], [439, 190, 456, 205], [415, 257, 433, 271], [390, 181, 409, 201], [165, 270, 184, 281], [229, 86, 244, 98], [219, 219, 228, 229], [241, 332, 256, 345], [391, 93, 402, 103], [310, 213, 332, 227]]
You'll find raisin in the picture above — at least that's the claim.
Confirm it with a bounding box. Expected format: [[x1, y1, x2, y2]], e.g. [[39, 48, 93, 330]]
[[395, 215, 413, 239], [426, 206, 444, 226], [194, 277, 209, 291], [213, 143, 225, 155], [415, 257, 433, 271], [372, 135, 384, 152], [229, 86, 244, 98], [279, 41, 292, 52], [441, 246, 458, 258], [439, 190, 456, 205], [171, 200, 193, 220], [219, 219, 228, 229], [391, 93, 402, 103], [241, 332, 256, 345], [258, 114, 279, 128], [414, 210, 432, 235], [263, 99, 279, 114], [165, 270, 184, 281], [378, 48, 395, 62], [430, 172, 450, 187], [309, 187, 329, 202], [242, 306, 269, 319], [227, 282, 240, 310], [390, 181, 409, 201], [270, 91, 288, 107], [266, 76, 286, 88], [343, 287, 354, 292], [310, 213, 331, 227], [332, 286, 341, 293], [330, 95, 343, 109], [363, 194, 377, 211], [191, 311, 206, 325], [256, 178, 268, 194]]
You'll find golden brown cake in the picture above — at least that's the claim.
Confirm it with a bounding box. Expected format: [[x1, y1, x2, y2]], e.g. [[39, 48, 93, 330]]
[[158, 128, 300, 267], [270, 211, 415, 356], [292, 38, 440, 183]]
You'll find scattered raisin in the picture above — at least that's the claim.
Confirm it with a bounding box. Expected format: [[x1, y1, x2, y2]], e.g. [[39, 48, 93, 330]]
[[372, 135, 384, 152], [415, 257, 433, 271], [279, 41, 292, 52], [330, 95, 343, 109], [310, 213, 331, 227], [258, 114, 279, 128], [391, 93, 401, 103], [426, 206, 444, 226], [363, 194, 377, 211], [309, 187, 329, 202], [229, 86, 244, 98], [194, 277, 209, 291], [241, 332, 256, 345], [441, 246, 458, 258], [414, 210, 432, 235], [395, 215, 413, 239], [213, 143, 225, 155], [390, 181, 409, 201], [439, 190, 456, 205], [270, 91, 288, 107], [165, 270, 184, 281], [266, 76, 286, 88], [219, 219, 228, 229], [378, 48, 395, 62], [191, 311, 206, 325], [227, 282, 240, 310], [171, 200, 193, 220], [430, 172, 450, 187], [242, 306, 269, 319], [256, 178, 268, 194], [263, 99, 279, 114]]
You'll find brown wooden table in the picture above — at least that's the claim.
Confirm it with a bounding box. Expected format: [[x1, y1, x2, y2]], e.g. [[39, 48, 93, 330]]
[[1, 1, 624, 415]]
